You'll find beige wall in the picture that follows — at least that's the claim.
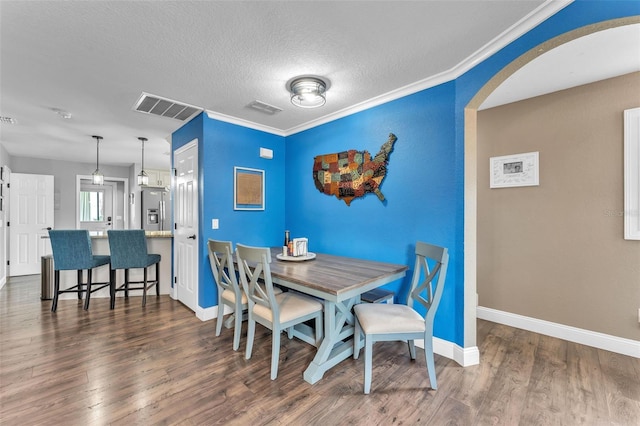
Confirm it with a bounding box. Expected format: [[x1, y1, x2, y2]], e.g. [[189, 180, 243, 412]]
[[477, 72, 640, 341]]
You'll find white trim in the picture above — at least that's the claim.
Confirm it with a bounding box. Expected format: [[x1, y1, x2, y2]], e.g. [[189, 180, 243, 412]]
[[203, 1, 572, 137], [477, 306, 640, 358], [192, 303, 482, 367], [206, 110, 286, 137], [624, 107, 640, 239], [413, 337, 480, 367], [196, 305, 219, 322], [0, 276, 5, 291], [196, 304, 233, 322]]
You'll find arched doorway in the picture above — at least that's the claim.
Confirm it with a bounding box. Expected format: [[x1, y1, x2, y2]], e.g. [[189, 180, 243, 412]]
[[463, 17, 640, 352]]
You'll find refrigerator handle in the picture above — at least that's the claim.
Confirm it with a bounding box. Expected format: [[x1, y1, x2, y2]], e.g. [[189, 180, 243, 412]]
[[160, 200, 164, 229]]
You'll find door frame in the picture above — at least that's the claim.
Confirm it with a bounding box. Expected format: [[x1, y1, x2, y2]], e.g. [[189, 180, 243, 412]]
[[75, 175, 129, 230]]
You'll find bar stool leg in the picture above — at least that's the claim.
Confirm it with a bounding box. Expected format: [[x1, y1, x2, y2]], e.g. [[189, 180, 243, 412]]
[[51, 270, 61, 312], [110, 269, 116, 309], [77, 270, 83, 300], [142, 268, 148, 307], [155, 262, 160, 296], [84, 269, 92, 310], [124, 269, 130, 298]]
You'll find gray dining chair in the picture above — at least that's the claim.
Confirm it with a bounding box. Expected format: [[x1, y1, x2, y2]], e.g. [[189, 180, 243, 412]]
[[236, 243, 324, 380], [208, 239, 246, 351], [353, 241, 449, 394]]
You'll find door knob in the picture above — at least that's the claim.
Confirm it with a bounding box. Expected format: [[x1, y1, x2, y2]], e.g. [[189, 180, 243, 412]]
[[187, 234, 196, 240]]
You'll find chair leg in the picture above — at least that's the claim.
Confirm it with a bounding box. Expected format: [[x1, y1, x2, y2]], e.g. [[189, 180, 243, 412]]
[[51, 270, 61, 312], [271, 327, 280, 380], [363, 334, 373, 394], [155, 262, 160, 296], [215, 299, 224, 337], [124, 269, 130, 298], [110, 269, 116, 309], [424, 333, 437, 390], [232, 302, 242, 351], [142, 268, 148, 307], [408, 339, 417, 359], [83, 269, 92, 310], [245, 317, 255, 360], [77, 270, 83, 300], [353, 316, 361, 359]]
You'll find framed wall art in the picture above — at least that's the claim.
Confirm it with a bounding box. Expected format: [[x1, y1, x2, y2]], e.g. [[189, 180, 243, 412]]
[[624, 107, 640, 240], [490, 151, 539, 189], [234, 166, 264, 211]]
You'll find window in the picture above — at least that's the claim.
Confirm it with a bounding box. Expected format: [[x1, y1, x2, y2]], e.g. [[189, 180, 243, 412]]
[[80, 190, 104, 222]]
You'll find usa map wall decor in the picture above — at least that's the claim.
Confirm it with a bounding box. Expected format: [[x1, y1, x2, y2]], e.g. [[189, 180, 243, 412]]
[[312, 133, 397, 206]]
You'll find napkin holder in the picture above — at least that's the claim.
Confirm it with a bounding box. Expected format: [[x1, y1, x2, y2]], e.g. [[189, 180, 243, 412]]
[[292, 238, 308, 257]]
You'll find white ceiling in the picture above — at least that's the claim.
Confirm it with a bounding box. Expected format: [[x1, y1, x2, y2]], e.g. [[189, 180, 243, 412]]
[[481, 23, 640, 109], [0, 1, 636, 171]]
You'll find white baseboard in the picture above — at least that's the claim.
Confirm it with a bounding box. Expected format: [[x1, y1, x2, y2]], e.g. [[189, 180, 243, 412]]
[[413, 338, 479, 367], [193, 303, 481, 367], [477, 306, 640, 359], [196, 305, 219, 322], [0, 276, 5, 291]]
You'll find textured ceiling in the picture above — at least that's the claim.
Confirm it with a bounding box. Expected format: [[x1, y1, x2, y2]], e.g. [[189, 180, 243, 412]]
[[1, 1, 632, 171]]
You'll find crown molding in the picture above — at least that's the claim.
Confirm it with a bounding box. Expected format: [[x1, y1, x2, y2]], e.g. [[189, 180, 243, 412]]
[[207, 0, 573, 137], [206, 110, 287, 137]]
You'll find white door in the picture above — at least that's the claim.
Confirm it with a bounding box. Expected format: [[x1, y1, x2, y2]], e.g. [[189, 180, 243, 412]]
[[9, 173, 54, 276], [78, 180, 115, 231], [0, 166, 10, 284], [174, 140, 198, 312]]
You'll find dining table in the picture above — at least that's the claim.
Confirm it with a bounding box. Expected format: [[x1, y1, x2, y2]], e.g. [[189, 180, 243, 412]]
[[267, 247, 408, 384]]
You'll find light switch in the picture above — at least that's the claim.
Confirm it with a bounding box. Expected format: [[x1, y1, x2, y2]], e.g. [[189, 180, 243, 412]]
[[212, 218, 219, 229]]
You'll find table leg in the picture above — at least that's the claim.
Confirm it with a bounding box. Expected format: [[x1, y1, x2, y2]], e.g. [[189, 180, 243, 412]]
[[303, 296, 359, 384]]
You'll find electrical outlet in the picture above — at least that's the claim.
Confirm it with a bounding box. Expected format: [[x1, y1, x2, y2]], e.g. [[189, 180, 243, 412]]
[[212, 218, 219, 229]]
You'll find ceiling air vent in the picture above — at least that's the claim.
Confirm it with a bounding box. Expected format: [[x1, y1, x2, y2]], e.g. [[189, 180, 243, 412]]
[[247, 100, 282, 115], [133, 92, 202, 121]]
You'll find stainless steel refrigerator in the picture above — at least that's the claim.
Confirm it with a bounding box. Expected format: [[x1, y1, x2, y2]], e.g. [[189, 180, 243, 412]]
[[141, 188, 170, 231]]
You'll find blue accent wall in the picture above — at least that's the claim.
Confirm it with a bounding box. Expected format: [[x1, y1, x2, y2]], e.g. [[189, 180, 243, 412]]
[[173, 113, 286, 308], [173, 0, 639, 346], [286, 82, 460, 343]]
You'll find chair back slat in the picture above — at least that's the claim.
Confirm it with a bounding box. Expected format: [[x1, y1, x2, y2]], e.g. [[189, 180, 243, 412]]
[[48, 230, 95, 270], [408, 241, 449, 323], [235, 244, 279, 320], [107, 230, 149, 269], [208, 240, 238, 293]]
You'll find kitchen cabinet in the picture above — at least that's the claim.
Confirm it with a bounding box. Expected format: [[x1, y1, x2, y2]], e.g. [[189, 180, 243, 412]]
[[142, 169, 172, 188]]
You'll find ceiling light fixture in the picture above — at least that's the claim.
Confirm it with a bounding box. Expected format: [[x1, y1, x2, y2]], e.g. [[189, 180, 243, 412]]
[[137, 137, 149, 186], [91, 135, 104, 185], [288, 76, 328, 108]]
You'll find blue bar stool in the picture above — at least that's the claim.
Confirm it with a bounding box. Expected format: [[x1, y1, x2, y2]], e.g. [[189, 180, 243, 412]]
[[48, 230, 111, 312], [107, 230, 161, 308]]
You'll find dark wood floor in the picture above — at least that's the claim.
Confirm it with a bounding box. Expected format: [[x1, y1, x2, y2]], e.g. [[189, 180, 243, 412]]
[[1, 275, 639, 425]]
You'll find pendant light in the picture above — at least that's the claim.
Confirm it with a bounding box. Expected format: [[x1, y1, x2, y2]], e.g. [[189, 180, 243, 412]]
[[137, 137, 149, 186], [91, 135, 104, 185]]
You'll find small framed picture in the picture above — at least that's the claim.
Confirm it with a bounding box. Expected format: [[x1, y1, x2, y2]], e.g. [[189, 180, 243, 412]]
[[490, 151, 539, 188], [234, 166, 265, 211]]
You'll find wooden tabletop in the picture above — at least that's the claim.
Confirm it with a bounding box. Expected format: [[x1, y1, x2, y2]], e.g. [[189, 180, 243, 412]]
[[268, 247, 408, 302]]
